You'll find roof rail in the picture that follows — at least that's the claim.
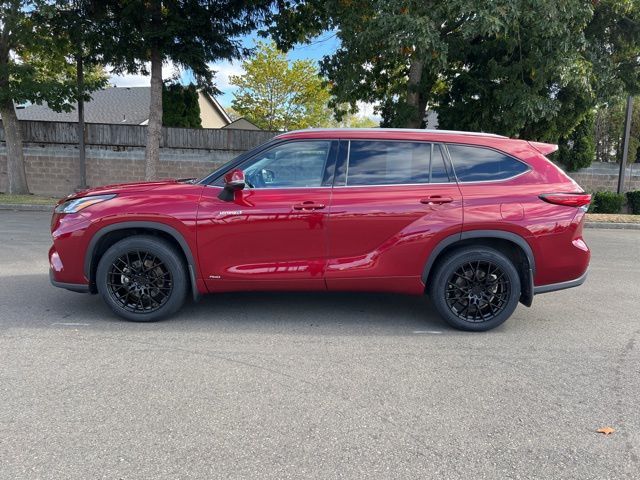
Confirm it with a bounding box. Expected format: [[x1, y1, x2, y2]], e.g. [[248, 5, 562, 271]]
[[278, 128, 507, 138]]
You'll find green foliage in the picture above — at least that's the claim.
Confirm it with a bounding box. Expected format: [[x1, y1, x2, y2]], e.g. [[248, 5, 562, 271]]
[[270, 0, 640, 141], [626, 191, 640, 214], [231, 42, 332, 131], [596, 96, 640, 165], [0, 1, 106, 110], [591, 191, 625, 213], [162, 83, 201, 128], [97, 0, 275, 94], [595, 98, 628, 163], [628, 98, 640, 164], [556, 113, 596, 171]]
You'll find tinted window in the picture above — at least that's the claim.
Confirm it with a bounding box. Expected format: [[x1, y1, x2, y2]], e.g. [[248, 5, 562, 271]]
[[347, 141, 430, 186], [431, 145, 450, 183], [242, 141, 331, 188], [447, 144, 528, 182]]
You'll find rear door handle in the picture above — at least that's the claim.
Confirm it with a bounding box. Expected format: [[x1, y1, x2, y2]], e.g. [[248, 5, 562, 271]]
[[420, 196, 454, 205], [293, 201, 326, 210]]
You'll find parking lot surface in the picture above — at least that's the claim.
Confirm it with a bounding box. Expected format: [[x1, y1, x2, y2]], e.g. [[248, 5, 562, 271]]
[[0, 210, 638, 479]]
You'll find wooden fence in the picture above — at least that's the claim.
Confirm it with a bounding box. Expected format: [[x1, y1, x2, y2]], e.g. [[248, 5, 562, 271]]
[[0, 120, 278, 150]]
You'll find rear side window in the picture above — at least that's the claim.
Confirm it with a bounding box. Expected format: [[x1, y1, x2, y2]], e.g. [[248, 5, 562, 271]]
[[344, 141, 454, 186], [347, 141, 430, 186], [447, 144, 529, 182]]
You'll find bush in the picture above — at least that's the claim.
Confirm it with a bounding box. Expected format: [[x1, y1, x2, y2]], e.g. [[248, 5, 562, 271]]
[[626, 190, 640, 215], [591, 191, 625, 214]]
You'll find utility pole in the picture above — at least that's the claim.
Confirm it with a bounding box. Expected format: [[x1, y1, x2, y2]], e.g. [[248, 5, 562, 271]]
[[617, 95, 633, 194]]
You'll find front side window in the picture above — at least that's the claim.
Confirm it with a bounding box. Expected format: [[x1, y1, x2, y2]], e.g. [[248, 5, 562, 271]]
[[447, 144, 529, 182], [240, 141, 331, 189], [346, 141, 431, 186]]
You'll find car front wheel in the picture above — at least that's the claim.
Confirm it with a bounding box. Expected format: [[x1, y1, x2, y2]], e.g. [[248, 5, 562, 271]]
[[429, 246, 521, 331], [96, 236, 188, 322]]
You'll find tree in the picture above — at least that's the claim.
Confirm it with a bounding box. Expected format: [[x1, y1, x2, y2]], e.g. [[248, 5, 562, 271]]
[[0, 0, 104, 194], [556, 112, 596, 171], [270, 1, 456, 128], [162, 83, 201, 128], [328, 108, 379, 128], [230, 42, 331, 131], [270, 1, 640, 142], [98, 0, 274, 180], [595, 98, 626, 163], [593, 96, 640, 165], [40, 0, 109, 189]]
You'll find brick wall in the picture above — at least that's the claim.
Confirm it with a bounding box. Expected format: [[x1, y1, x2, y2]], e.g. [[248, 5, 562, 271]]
[[0, 121, 277, 197], [0, 143, 248, 197], [565, 162, 640, 193]]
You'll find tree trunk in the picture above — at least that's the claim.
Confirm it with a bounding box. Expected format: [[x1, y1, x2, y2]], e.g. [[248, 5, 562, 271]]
[[405, 58, 426, 129], [76, 53, 87, 189], [1, 99, 29, 194], [145, 46, 163, 180]]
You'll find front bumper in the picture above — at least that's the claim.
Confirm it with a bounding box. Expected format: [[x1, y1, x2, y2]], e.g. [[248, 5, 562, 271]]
[[49, 268, 90, 293]]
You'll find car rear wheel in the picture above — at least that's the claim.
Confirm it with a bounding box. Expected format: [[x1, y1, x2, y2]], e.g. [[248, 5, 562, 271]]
[[96, 236, 188, 322], [429, 246, 521, 331]]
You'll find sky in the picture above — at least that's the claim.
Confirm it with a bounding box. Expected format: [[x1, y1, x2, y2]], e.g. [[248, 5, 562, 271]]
[[109, 31, 340, 109]]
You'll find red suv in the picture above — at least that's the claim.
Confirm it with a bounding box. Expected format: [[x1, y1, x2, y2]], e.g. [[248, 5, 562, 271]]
[[49, 129, 591, 331]]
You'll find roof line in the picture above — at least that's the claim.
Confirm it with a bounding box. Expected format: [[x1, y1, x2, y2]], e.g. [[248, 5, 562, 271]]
[[278, 128, 507, 138]]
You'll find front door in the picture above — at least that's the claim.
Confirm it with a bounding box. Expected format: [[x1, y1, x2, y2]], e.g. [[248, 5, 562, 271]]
[[326, 140, 463, 294], [197, 140, 337, 292]]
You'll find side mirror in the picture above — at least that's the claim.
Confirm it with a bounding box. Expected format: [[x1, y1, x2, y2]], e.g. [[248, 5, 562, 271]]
[[223, 169, 246, 191]]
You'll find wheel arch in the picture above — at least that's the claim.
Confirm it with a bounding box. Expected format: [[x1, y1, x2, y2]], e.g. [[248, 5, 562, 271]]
[[84, 221, 200, 300], [423, 230, 535, 307]]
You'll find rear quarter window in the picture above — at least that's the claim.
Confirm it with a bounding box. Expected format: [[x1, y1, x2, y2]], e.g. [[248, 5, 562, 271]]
[[447, 144, 529, 182]]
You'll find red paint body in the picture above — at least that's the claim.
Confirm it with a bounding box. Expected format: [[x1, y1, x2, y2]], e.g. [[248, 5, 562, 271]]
[[49, 129, 590, 301]]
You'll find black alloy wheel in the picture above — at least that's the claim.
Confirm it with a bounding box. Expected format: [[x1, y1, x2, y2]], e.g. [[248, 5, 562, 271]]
[[429, 246, 521, 331], [106, 250, 173, 313], [445, 260, 511, 322], [97, 236, 188, 322]]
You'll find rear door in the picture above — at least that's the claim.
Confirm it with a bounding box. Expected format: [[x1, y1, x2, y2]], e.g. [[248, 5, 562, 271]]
[[326, 140, 463, 294]]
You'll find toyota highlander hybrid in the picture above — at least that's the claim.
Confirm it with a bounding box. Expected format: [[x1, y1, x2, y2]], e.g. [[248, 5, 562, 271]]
[[49, 129, 591, 331]]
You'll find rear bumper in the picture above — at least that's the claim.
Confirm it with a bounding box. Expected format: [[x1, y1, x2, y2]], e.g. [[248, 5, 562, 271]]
[[533, 270, 588, 294]]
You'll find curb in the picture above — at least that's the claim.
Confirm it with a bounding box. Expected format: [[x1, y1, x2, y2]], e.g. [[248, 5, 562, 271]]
[[585, 222, 640, 230], [0, 203, 53, 212]]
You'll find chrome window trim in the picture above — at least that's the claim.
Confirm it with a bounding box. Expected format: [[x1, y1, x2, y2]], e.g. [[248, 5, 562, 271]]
[[333, 182, 455, 189], [204, 184, 333, 190]]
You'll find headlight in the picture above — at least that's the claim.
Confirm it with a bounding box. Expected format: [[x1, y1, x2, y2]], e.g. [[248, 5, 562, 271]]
[[54, 194, 116, 214]]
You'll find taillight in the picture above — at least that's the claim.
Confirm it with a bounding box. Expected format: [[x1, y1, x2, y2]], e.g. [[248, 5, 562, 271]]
[[539, 193, 591, 208]]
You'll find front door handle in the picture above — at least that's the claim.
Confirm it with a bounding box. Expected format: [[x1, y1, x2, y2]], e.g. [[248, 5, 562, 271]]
[[420, 196, 454, 205], [293, 201, 326, 210]]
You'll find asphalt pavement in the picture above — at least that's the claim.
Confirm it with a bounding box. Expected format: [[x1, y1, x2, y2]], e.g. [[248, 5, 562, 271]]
[[0, 210, 638, 479]]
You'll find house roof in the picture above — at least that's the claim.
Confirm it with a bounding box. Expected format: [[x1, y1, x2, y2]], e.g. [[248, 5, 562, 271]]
[[13, 87, 232, 127], [16, 87, 152, 125], [222, 117, 261, 130]]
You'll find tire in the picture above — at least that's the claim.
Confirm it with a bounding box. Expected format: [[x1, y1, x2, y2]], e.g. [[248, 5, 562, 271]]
[[96, 235, 188, 322], [428, 246, 521, 332]]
